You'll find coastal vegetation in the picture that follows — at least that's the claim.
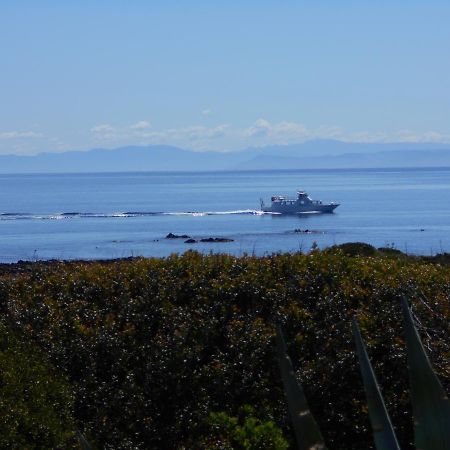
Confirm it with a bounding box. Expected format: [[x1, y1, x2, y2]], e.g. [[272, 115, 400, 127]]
[[0, 245, 449, 449]]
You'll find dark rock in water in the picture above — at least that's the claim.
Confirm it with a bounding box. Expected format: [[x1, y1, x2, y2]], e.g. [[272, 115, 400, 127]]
[[199, 237, 234, 243], [293, 229, 323, 234], [183, 236, 233, 243], [166, 233, 191, 239]]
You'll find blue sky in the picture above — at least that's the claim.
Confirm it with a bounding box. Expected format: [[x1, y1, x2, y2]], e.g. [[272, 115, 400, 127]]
[[1, 1, 450, 154]]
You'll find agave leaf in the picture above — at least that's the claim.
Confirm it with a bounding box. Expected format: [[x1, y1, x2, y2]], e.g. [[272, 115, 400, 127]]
[[275, 326, 327, 450], [352, 318, 400, 450], [401, 296, 450, 450], [77, 430, 93, 450]]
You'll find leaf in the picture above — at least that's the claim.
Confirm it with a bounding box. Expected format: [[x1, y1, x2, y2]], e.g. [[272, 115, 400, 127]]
[[77, 430, 93, 450], [275, 326, 327, 450], [352, 318, 400, 450], [401, 296, 450, 450]]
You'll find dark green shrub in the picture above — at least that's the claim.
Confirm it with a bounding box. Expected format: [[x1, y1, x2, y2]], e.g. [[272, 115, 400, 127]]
[[0, 251, 448, 448], [276, 300, 449, 450], [332, 242, 377, 256], [199, 405, 289, 450], [0, 319, 77, 449], [377, 247, 405, 256]]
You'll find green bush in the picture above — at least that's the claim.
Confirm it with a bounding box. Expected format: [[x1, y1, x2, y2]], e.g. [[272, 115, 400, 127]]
[[0, 320, 77, 449], [0, 250, 448, 448], [198, 405, 289, 449], [331, 242, 378, 256]]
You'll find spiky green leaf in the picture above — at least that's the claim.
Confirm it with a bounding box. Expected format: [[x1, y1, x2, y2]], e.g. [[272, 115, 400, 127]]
[[275, 326, 327, 450], [401, 296, 450, 450], [77, 430, 93, 450], [352, 318, 400, 450]]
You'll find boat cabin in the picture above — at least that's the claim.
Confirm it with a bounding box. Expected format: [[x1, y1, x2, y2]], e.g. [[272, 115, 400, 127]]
[[270, 191, 315, 205]]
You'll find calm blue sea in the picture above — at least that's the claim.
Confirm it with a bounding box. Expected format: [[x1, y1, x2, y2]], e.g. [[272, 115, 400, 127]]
[[1, 168, 449, 262]]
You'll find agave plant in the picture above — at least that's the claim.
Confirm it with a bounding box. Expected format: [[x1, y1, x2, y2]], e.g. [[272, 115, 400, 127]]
[[400, 296, 450, 450], [276, 297, 450, 450], [76, 430, 92, 450], [351, 318, 400, 450], [275, 326, 327, 450]]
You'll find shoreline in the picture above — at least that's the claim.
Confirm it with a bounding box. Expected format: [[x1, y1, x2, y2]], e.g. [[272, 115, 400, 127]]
[[1, 242, 449, 277]]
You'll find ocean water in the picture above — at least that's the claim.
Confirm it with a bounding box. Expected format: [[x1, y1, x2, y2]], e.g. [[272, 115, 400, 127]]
[[1, 168, 449, 262]]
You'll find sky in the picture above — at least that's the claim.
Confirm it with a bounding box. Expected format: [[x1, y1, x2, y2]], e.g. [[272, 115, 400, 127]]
[[1, 1, 450, 155]]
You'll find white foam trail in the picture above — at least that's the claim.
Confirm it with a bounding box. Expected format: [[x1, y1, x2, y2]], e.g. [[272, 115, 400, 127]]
[[0, 209, 278, 221], [164, 209, 276, 216], [49, 215, 66, 220]]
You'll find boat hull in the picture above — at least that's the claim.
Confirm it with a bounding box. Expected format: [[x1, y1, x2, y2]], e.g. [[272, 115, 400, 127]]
[[262, 203, 339, 214]]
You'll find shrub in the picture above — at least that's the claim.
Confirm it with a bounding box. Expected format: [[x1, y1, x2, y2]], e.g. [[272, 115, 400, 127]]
[[332, 242, 377, 256], [0, 250, 448, 448], [0, 319, 77, 449], [199, 405, 289, 450]]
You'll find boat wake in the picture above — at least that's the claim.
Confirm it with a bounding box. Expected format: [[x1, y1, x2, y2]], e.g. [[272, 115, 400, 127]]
[[0, 210, 278, 221]]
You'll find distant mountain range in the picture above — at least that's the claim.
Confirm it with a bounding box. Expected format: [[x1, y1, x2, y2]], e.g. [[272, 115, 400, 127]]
[[1, 140, 450, 173]]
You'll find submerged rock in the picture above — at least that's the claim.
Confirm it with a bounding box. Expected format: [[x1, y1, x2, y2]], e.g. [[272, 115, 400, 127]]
[[166, 233, 191, 239], [184, 237, 234, 244], [199, 237, 234, 243], [293, 229, 323, 234]]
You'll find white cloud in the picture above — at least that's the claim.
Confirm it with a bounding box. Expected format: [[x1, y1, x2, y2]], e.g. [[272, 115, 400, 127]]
[[3, 120, 450, 156], [0, 130, 43, 139], [317, 129, 450, 144], [90, 124, 117, 141], [201, 109, 211, 116], [129, 120, 151, 130], [392, 130, 450, 143], [85, 122, 231, 149], [81, 120, 450, 151], [135, 124, 230, 141], [245, 119, 310, 141], [177, 124, 229, 140], [245, 118, 272, 137], [91, 124, 115, 134], [243, 119, 450, 145], [272, 121, 309, 139]]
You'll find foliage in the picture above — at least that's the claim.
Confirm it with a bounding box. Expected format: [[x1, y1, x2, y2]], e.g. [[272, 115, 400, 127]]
[[275, 326, 326, 450], [277, 300, 449, 450], [400, 297, 450, 450], [331, 242, 378, 256], [198, 405, 289, 450], [0, 319, 77, 449], [0, 249, 449, 448], [352, 319, 400, 450]]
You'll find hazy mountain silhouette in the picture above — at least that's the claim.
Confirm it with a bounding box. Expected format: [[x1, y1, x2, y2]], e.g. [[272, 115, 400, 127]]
[[1, 140, 450, 173], [234, 149, 450, 170]]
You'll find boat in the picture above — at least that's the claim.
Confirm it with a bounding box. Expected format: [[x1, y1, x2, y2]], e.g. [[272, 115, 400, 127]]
[[260, 190, 339, 214]]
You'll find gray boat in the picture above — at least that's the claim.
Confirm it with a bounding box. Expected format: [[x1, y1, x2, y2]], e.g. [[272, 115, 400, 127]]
[[260, 190, 339, 214]]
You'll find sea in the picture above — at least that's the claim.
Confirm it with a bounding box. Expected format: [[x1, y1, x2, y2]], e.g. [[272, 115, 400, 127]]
[[1, 168, 450, 263]]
